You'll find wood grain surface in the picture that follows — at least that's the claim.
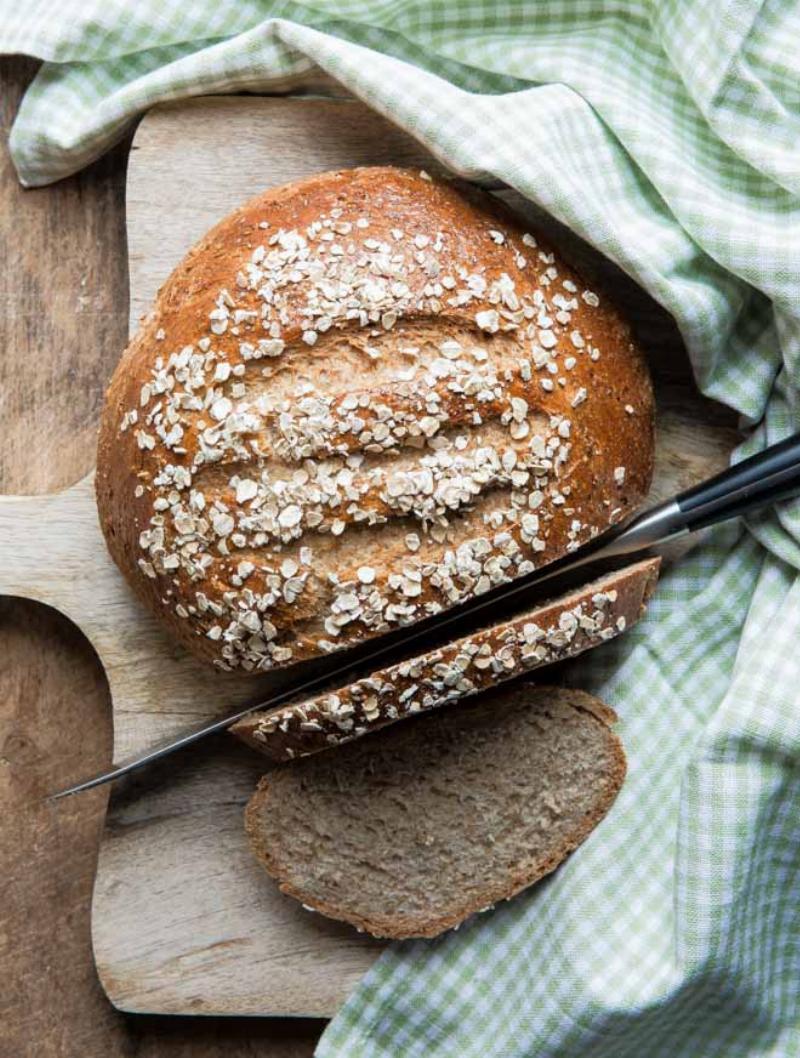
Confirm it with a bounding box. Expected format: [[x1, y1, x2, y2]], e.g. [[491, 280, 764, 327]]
[[0, 59, 321, 1058], [0, 93, 739, 1022], [0, 78, 739, 1050]]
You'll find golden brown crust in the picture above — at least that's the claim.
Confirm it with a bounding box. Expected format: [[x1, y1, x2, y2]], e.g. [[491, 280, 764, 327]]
[[244, 684, 627, 939], [97, 167, 654, 673], [232, 557, 658, 760]]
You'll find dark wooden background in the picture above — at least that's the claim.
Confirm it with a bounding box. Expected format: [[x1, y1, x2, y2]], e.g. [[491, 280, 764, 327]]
[[0, 57, 321, 1058]]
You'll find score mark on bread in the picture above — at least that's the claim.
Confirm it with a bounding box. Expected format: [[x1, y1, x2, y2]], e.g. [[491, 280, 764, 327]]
[[96, 167, 654, 673]]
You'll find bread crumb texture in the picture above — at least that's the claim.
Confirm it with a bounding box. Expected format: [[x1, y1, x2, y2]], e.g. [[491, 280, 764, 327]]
[[244, 684, 627, 938], [97, 167, 654, 672]]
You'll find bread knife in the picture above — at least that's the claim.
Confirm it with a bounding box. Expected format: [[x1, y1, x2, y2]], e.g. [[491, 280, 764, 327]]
[[51, 431, 800, 799]]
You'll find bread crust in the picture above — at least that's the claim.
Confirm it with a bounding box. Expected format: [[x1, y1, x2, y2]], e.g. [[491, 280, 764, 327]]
[[244, 684, 627, 939], [232, 556, 658, 759], [97, 167, 654, 673]]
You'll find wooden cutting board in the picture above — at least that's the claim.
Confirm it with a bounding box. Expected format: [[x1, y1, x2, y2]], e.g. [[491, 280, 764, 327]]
[[0, 96, 736, 1018]]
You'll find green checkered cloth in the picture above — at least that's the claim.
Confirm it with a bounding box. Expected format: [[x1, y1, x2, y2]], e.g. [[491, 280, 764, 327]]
[[4, 2, 800, 1054]]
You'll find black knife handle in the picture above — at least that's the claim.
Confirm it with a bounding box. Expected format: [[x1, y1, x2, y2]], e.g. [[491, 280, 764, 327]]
[[677, 432, 800, 533]]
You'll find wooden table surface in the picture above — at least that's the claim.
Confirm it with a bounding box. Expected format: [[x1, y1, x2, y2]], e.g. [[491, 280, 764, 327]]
[[0, 58, 321, 1058], [0, 56, 739, 1057]]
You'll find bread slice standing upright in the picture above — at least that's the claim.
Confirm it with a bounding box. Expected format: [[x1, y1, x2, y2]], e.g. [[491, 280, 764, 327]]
[[232, 556, 658, 760]]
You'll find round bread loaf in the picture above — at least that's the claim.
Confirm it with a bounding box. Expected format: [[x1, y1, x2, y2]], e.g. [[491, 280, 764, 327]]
[[96, 167, 654, 673]]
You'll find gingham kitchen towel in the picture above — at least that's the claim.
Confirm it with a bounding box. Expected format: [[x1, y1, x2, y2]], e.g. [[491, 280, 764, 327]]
[[4, 2, 800, 1055]]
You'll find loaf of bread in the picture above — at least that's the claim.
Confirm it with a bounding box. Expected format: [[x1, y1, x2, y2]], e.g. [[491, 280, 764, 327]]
[[245, 683, 626, 938], [97, 167, 654, 673], [232, 556, 658, 760]]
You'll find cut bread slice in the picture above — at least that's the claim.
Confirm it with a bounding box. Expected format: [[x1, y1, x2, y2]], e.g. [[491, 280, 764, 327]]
[[232, 557, 658, 761], [245, 684, 627, 939]]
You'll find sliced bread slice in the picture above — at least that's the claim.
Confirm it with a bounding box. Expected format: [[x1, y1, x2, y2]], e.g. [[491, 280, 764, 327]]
[[232, 557, 658, 761], [245, 684, 626, 939]]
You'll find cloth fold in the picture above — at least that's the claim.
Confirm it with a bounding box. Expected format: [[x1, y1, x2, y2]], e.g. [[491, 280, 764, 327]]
[[3, 2, 799, 1055]]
